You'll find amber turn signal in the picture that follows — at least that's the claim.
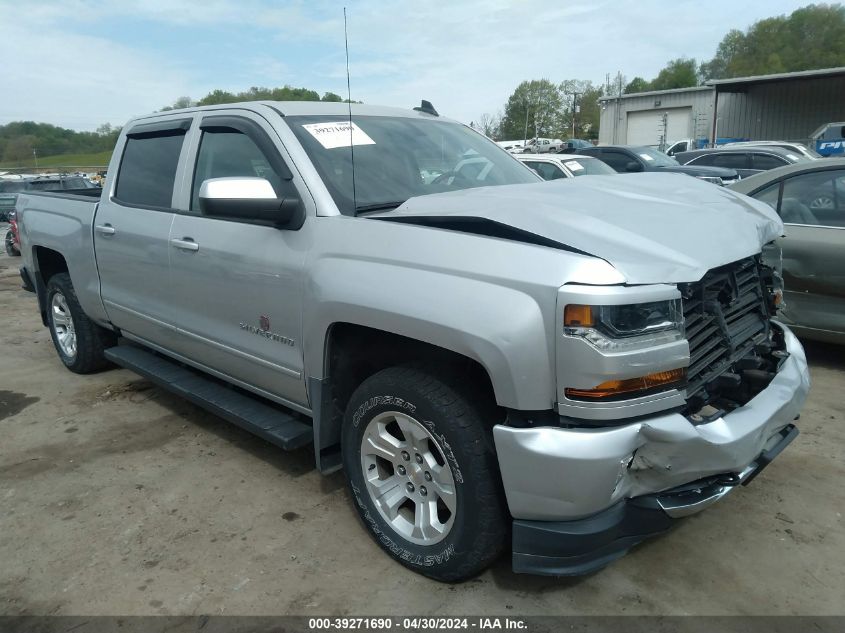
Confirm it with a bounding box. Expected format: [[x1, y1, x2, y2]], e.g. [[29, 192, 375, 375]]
[[564, 304, 594, 327], [565, 368, 686, 400]]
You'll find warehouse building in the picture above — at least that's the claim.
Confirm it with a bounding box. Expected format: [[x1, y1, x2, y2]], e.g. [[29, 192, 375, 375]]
[[598, 66, 845, 148]]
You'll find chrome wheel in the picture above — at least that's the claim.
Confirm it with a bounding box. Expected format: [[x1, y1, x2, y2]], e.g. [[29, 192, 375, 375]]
[[51, 292, 77, 359], [809, 196, 834, 210], [360, 411, 457, 545]]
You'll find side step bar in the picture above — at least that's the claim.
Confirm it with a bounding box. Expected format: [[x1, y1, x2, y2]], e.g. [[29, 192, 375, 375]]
[[104, 345, 313, 450]]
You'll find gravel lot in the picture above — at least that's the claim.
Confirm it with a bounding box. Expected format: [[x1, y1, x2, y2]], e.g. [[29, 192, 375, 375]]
[[0, 245, 843, 616]]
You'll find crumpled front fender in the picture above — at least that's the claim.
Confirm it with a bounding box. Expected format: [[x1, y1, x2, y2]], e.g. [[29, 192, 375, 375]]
[[494, 323, 810, 521]]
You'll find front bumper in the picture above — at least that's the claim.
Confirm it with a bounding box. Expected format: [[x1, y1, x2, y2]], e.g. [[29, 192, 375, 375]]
[[511, 423, 798, 575], [494, 323, 810, 574]]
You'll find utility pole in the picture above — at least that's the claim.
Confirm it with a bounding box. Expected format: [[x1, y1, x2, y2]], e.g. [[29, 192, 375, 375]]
[[33, 148, 38, 169], [523, 99, 530, 146], [570, 92, 580, 138]]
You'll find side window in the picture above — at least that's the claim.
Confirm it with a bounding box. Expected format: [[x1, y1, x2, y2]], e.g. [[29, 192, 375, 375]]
[[690, 154, 717, 166], [115, 131, 185, 208], [750, 182, 781, 211], [781, 169, 845, 227], [62, 177, 87, 189], [596, 151, 632, 172], [751, 153, 788, 170], [191, 127, 294, 211], [526, 161, 564, 180], [710, 153, 748, 169]]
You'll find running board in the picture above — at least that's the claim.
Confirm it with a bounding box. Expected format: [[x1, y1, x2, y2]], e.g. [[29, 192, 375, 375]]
[[104, 345, 313, 450]]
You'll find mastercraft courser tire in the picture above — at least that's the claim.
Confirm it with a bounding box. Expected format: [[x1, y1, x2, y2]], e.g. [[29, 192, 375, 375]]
[[46, 273, 116, 374], [342, 365, 508, 582]]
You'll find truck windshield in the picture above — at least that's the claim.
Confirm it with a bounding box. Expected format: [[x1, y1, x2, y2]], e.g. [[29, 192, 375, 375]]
[[286, 115, 539, 215]]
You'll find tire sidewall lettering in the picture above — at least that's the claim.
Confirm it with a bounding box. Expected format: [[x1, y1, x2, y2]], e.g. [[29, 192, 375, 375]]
[[349, 481, 455, 568]]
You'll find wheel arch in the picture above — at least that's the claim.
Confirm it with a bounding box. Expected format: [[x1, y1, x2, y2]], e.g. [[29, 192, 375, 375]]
[[32, 246, 70, 326], [310, 322, 502, 474]]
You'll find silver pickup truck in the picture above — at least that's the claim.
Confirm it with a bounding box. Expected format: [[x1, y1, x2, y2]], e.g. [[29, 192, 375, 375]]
[[16, 101, 810, 581]]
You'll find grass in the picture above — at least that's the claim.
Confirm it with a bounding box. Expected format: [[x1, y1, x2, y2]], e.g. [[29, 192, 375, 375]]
[[0, 150, 112, 170]]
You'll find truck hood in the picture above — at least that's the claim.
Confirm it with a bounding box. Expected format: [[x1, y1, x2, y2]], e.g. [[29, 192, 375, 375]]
[[373, 173, 783, 284]]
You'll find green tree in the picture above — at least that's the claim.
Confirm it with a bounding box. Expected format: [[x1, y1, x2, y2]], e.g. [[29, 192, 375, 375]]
[[576, 86, 603, 140], [649, 58, 699, 91], [701, 4, 845, 80], [321, 91, 344, 102], [196, 89, 237, 106], [624, 76, 651, 94], [557, 80, 601, 139], [500, 79, 564, 141], [2, 135, 36, 166]]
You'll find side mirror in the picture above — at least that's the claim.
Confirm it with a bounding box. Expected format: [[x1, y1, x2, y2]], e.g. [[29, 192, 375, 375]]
[[198, 177, 305, 229], [625, 161, 643, 172]]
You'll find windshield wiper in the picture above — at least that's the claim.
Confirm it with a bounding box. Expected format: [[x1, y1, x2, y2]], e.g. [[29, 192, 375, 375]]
[[355, 201, 406, 214]]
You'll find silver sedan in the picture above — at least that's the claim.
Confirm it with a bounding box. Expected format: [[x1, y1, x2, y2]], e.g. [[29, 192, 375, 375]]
[[730, 158, 845, 344]]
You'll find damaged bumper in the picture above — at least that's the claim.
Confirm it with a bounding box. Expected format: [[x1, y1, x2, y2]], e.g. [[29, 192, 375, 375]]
[[493, 323, 809, 575]]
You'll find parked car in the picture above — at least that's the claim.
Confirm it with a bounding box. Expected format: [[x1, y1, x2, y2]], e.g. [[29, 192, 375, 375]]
[[675, 146, 812, 178], [809, 121, 845, 157], [16, 101, 808, 581], [5, 210, 20, 256], [0, 175, 98, 221], [495, 140, 524, 154], [555, 138, 594, 153], [518, 154, 617, 179], [520, 137, 563, 153], [664, 138, 702, 156], [721, 140, 821, 160], [729, 158, 845, 344], [574, 145, 740, 185]]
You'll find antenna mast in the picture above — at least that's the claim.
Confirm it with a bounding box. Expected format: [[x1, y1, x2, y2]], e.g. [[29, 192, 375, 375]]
[[344, 7, 357, 213]]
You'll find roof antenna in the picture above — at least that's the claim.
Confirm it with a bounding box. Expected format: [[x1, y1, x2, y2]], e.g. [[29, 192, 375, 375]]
[[344, 7, 357, 214]]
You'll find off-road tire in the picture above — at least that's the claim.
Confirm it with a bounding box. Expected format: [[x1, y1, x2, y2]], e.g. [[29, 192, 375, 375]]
[[4, 230, 19, 257], [46, 273, 115, 373], [342, 365, 508, 582]]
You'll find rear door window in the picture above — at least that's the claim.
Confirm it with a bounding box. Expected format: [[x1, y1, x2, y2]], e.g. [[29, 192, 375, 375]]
[[115, 130, 187, 208], [751, 153, 788, 170], [28, 180, 63, 191], [708, 153, 748, 169], [524, 161, 565, 180]]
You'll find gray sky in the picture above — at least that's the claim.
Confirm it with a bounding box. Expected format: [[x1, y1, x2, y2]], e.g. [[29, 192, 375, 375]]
[[0, 0, 816, 131]]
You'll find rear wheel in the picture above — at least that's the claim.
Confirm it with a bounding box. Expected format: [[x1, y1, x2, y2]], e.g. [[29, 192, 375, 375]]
[[46, 273, 115, 373], [342, 365, 507, 582], [4, 230, 19, 257]]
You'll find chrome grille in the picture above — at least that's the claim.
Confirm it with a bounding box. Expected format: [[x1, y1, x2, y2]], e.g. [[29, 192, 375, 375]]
[[681, 257, 770, 398]]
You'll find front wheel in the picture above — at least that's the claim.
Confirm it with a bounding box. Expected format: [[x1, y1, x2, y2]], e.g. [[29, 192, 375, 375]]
[[342, 365, 508, 582], [4, 230, 19, 257]]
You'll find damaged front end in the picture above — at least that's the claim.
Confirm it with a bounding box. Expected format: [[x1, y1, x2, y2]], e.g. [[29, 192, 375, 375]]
[[493, 254, 810, 576]]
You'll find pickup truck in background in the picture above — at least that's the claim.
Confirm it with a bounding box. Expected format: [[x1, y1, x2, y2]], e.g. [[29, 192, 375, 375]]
[[16, 101, 810, 581], [810, 121, 845, 156], [520, 137, 563, 153]]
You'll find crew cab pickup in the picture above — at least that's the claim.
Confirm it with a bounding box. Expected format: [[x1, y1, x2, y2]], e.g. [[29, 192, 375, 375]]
[[16, 101, 810, 581]]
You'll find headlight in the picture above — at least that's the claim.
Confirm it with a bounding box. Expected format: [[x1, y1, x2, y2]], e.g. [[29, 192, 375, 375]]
[[564, 299, 684, 351]]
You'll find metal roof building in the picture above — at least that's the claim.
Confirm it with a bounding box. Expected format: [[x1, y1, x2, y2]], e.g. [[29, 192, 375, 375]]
[[598, 66, 845, 148]]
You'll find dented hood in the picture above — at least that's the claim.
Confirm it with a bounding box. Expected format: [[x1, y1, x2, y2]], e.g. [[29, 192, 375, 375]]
[[375, 173, 783, 284]]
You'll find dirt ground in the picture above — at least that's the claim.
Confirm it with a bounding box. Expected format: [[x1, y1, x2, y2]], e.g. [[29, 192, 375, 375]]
[[0, 242, 843, 616]]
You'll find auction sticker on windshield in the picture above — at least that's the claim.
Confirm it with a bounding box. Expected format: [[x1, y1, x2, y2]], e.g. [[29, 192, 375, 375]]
[[564, 160, 585, 171], [640, 153, 654, 161], [302, 121, 376, 149]]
